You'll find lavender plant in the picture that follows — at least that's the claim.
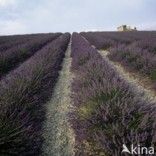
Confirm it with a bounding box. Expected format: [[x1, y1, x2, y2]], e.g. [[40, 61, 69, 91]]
[[0, 33, 70, 155], [0, 33, 61, 79], [0, 33, 61, 52], [109, 44, 156, 89], [81, 31, 156, 51], [81, 31, 156, 90], [71, 33, 156, 156]]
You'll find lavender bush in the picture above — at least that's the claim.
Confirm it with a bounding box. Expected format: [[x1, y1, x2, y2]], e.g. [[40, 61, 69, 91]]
[[80, 31, 117, 49], [0, 33, 61, 52], [0, 33, 61, 79], [81, 31, 156, 51], [131, 38, 156, 54], [71, 33, 156, 155], [109, 44, 156, 89], [81, 31, 156, 90], [0, 33, 70, 155]]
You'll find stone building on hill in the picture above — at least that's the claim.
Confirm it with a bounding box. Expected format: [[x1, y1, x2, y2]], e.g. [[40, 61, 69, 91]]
[[117, 25, 137, 31]]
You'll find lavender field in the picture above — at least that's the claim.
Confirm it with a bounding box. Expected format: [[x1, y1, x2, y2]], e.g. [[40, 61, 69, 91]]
[[0, 31, 156, 156]]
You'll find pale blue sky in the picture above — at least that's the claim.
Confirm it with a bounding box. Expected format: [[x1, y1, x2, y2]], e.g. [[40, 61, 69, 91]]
[[0, 0, 155, 35]]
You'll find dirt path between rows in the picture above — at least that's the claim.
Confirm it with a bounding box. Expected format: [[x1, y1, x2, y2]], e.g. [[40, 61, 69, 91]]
[[99, 50, 156, 103], [42, 39, 75, 156]]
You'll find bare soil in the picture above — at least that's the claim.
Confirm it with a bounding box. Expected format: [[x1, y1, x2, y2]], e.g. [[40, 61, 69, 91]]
[[42, 40, 75, 156]]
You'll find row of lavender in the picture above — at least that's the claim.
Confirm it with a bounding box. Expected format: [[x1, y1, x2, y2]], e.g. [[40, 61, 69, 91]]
[[0, 33, 62, 52], [81, 31, 156, 51], [107, 32, 156, 90], [0, 34, 34, 45], [71, 33, 156, 155], [81, 31, 156, 90], [109, 44, 156, 89], [0, 34, 34, 52], [0, 33, 61, 79], [0, 33, 70, 155]]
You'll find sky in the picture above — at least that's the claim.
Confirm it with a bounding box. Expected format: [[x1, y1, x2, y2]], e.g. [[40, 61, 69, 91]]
[[0, 0, 156, 35]]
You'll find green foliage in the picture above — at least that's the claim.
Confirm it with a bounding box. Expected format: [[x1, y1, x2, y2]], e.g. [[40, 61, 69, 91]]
[[78, 89, 120, 119], [150, 70, 156, 81], [78, 55, 90, 66]]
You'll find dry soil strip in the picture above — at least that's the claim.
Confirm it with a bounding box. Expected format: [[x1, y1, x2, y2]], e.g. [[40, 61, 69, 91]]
[[42, 39, 75, 156], [99, 50, 156, 103]]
